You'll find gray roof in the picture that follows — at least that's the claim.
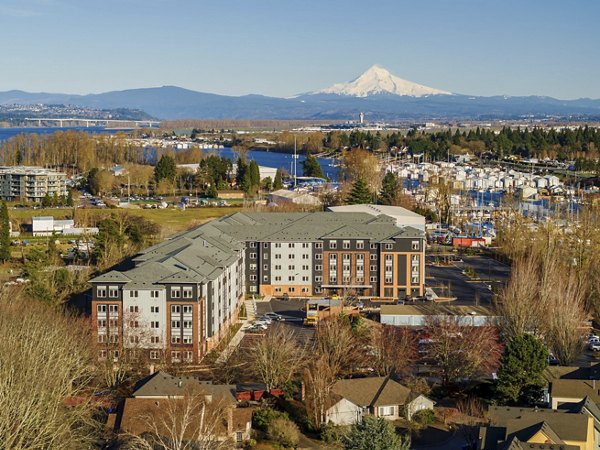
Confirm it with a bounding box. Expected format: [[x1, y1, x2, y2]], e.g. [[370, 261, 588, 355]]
[[90, 211, 423, 288], [331, 377, 419, 408]]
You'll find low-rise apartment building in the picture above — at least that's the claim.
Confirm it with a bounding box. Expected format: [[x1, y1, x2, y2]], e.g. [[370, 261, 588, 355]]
[[90, 211, 425, 364], [0, 166, 67, 202]]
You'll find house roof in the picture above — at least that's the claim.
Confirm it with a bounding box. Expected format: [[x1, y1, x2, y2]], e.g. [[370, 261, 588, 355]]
[[551, 379, 600, 403], [132, 371, 236, 404], [331, 377, 416, 408], [380, 304, 494, 317]]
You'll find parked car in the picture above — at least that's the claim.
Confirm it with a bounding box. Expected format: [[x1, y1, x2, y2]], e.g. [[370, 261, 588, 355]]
[[589, 342, 600, 352], [548, 353, 559, 365], [264, 312, 284, 321], [252, 322, 269, 329], [588, 334, 600, 342], [258, 315, 273, 324]]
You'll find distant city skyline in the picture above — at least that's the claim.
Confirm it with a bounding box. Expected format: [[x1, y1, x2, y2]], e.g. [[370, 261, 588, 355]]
[[2, 0, 599, 99]]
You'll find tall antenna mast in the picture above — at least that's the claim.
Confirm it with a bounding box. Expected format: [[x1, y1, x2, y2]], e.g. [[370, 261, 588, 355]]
[[294, 135, 297, 188]]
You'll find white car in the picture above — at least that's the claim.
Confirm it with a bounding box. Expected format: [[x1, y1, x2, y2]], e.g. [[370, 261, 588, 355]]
[[252, 322, 268, 330], [589, 342, 600, 352], [264, 312, 284, 321]]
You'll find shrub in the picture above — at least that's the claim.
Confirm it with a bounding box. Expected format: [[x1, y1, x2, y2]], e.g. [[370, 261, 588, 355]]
[[321, 422, 348, 446], [253, 406, 289, 432], [412, 409, 436, 426], [267, 417, 300, 449]]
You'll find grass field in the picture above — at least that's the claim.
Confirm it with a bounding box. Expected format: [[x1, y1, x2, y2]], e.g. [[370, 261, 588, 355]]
[[9, 206, 242, 236]]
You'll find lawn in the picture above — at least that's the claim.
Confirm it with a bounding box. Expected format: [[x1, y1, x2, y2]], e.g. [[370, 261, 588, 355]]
[[8, 206, 242, 236]]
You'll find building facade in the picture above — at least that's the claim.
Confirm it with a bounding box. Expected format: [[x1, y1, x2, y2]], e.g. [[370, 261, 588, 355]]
[[0, 166, 67, 202], [90, 211, 425, 364]]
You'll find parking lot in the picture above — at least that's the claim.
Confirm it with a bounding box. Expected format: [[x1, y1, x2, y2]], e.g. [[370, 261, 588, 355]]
[[426, 253, 511, 306]]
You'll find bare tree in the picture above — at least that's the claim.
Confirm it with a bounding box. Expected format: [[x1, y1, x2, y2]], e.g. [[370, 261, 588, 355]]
[[122, 386, 233, 450], [250, 324, 306, 391], [369, 324, 417, 376], [456, 396, 488, 450], [425, 316, 501, 386], [0, 292, 101, 449]]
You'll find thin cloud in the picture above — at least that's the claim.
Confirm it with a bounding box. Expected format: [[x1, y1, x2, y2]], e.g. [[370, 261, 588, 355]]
[[0, 0, 57, 17]]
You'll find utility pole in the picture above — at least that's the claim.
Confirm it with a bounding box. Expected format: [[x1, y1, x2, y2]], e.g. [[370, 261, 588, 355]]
[[294, 135, 297, 189]]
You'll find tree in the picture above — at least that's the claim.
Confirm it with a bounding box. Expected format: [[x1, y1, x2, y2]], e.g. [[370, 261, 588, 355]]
[[369, 324, 417, 376], [302, 153, 324, 178], [344, 416, 410, 450], [378, 171, 401, 206], [0, 294, 101, 449], [496, 334, 548, 404], [267, 417, 300, 449], [0, 201, 10, 262], [154, 154, 177, 184], [340, 149, 382, 193], [273, 168, 284, 190], [345, 178, 373, 205], [251, 325, 306, 390], [65, 189, 74, 207], [425, 316, 501, 385]]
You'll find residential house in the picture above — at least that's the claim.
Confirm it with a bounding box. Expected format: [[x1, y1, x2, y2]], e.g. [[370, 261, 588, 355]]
[[479, 406, 595, 450], [115, 372, 253, 447], [324, 376, 434, 426]]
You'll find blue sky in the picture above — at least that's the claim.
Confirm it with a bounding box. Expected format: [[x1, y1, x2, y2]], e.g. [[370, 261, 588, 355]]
[[1, 0, 599, 99]]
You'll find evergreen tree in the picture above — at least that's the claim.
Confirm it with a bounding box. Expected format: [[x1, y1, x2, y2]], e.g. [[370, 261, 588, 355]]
[[206, 184, 218, 199], [236, 157, 248, 187], [154, 155, 177, 183], [273, 169, 284, 190], [302, 153, 324, 178], [345, 178, 372, 205], [41, 193, 52, 208], [66, 190, 74, 207], [378, 171, 401, 205], [497, 334, 548, 404], [344, 416, 410, 450], [0, 201, 11, 262], [249, 160, 261, 188]]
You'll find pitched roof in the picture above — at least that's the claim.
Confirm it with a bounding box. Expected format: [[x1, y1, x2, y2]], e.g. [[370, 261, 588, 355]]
[[331, 377, 414, 408], [551, 379, 600, 403]]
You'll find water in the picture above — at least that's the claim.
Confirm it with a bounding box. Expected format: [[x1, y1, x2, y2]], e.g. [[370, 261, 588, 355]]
[[0, 126, 339, 180]]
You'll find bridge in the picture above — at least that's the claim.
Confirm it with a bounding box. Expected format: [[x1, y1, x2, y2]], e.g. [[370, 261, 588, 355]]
[[23, 118, 160, 128]]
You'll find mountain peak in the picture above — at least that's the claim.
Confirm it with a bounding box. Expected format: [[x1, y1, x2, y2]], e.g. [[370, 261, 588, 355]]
[[314, 65, 452, 97]]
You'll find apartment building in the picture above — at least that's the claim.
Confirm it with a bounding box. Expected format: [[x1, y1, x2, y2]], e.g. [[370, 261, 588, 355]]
[[90, 211, 425, 364], [0, 166, 67, 202]]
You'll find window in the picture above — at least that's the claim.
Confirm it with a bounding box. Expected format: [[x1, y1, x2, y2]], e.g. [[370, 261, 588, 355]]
[[236, 432, 244, 443], [357, 241, 364, 249], [171, 305, 181, 314], [172, 320, 181, 328], [128, 320, 139, 328], [315, 265, 322, 271], [370, 243, 377, 249], [385, 243, 393, 250], [302, 243, 309, 248], [315, 242, 323, 249], [150, 351, 160, 360], [249, 275, 257, 281], [112, 350, 119, 360], [370, 276, 377, 282], [385, 254, 393, 261], [171, 288, 181, 298], [109, 319, 118, 328], [97, 334, 106, 343], [183, 320, 192, 329], [182, 288, 193, 298], [315, 254, 323, 260], [275, 287, 282, 292], [129, 290, 138, 298], [330, 275, 337, 283], [302, 254, 309, 260], [288, 265, 295, 270], [329, 241, 337, 249], [171, 351, 181, 362], [288, 287, 295, 293], [357, 254, 364, 261], [151, 290, 160, 298], [288, 276, 295, 281], [249, 263, 257, 270], [275, 254, 282, 259], [288, 243, 295, 248], [183, 305, 192, 314], [249, 242, 256, 248], [263, 275, 268, 282], [97, 319, 107, 328], [412, 276, 420, 284], [263, 242, 268, 248], [129, 305, 139, 313], [330, 254, 337, 261], [98, 350, 107, 360], [171, 336, 181, 344], [412, 255, 419, 262], [97, 287, 106, 298], [108, 286, 119, 298], [249, 286, 257, 293], [150, 336, 160, 344], [129, 335, 140, 344], [183, 336, 193, 344], [302, 276, 309, 282], [343, 240, 350, 249], [151, 321, 160, 328], [263, 253, 268, 260], [302, 265, 309, 270], [343, 254, 350, 261], [370, 254, 377, 260], [275, 276, 282, 281], [343, 264, 350, 272], [275, 265, 281, 270], [412, 241, 420, 250], [370, 265, 377, 272], [109, 335, 119, 344], [315, 276, 322, 282], [378, 406, 394, 417], [184, 351, 193, 362], [109, 304, 119, 313], [288, 254, 295, 259], [315, 287, 323, 294], [385, 276, 393, 284], [249, 253, 256, 259], [275, 243, 281, 248], [97, 304, 107, 313], [151, 306, 159, 313], [263, 264, 268, 270]]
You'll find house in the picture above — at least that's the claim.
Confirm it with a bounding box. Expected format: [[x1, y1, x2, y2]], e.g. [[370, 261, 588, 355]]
[[324, 377, 434, 426], [115, 372, 253, 447], [380, 304, 497, 327], [550, 379, 600, 410], [479, 406, 596, 450]]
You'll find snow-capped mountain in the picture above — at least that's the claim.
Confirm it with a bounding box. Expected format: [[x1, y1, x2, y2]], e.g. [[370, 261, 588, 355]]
[[313, 65, 452, 97]]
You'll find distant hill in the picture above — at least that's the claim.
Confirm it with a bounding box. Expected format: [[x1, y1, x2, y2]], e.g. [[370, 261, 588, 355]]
[[1, 67, 600, 120]]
